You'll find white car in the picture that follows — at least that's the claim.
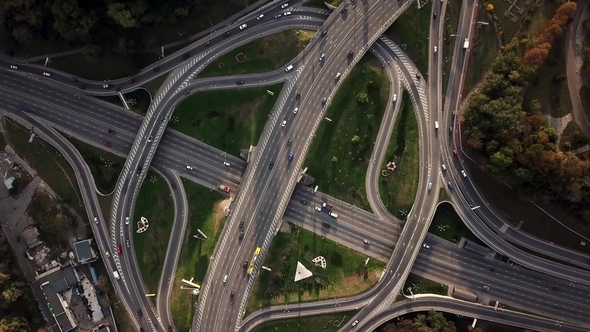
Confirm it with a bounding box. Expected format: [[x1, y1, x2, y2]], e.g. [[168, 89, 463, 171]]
[[10, 65, 18, 69], [186, 165, 194, 170], [483, 285, 489, 290], [293, 107, 298, 114], [102, 84, 109, 88], [257, 14, 264, 20], [223, 275, 228, 283], [352, 320, 358, 327], [433, 46, 437, 53], [335, 72, 341, 80], [285, 64, 293, 72], [393, 93, 397, 101], [422, 243, 430, 249], [427, 182, 432, 191], [363, 239, 370, 245], [441, 164, 446, 171], [328, 212, 338, 218], [284, 11, 292, 15], [315, 206, 322, 212], [125, 217, 130, 225], [239, 23, 247, 30], [94, 217, 99, 224], [461, 170, 467, 178], [223, 162, 231, 167], [281, 2, 289, 8], [319, 53, 325, 61], [282, 120, 286, 127], [43, 72, 51, 77]]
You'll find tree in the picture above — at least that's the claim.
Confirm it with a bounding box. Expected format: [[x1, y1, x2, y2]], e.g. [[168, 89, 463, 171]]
[[351, 135, 360, 143], [107, 3, 138, 28], [97, 275, 110, 292], [357, 91, 369, 103], [82, 44, 102, 63], [51, 0, 97, 42], [0, 316, 29, 332]]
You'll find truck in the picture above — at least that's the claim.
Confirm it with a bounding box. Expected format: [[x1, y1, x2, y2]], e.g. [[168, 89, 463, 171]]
[[247, 247, 261, 275], [217, 184, 230, 193], [113, 271, 120, 280], [463, 38, 469, 49]]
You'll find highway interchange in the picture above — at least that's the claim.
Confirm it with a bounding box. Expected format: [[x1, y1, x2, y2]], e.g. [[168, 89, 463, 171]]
[[1, 0, 590, 331]]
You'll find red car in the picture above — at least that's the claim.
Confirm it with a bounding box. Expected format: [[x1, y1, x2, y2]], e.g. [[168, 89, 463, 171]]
[[117, 245, 122, 255], [453, 149, 458, 157], [230, 290, 235, 298], [203, 41, 210, 46], [105, 141, 112, 147]]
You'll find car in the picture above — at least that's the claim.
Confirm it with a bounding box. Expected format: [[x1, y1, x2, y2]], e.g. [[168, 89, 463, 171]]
[[239, 232, 244, 239], [269, 161, 274, 169], [422, 243, 430, 249], [43, 72, 51, 77], [281, 2, 289, 8], [285, 64, 293, 72], [433, 46, 437, 53], [483, 285, 489, 290], [363, 239, 370, 245], [230, 290, 235, 297], [335, 72, 341, 80], [296, 92, 301, 99], [322, 97, 327, 105], [239, 23, 247, 30], [322, 30, 328, 37], [182, 53, 190, 60], [168, 325, 173, 332], [10, 65, 18, 69], [328, 212, 338, 218], [171, 183, 176, 189], [125, 217, 130, 225], [319, 53, 325, 61], [427, 182, 432, 191], [186, 165, 194, 170], [281, 120, 286, 127], [435, 121, 439, 129], [288, 152, 294, 161], [287, 139, 292, 146], [104, 141, 112, 147], [236, 80, 245, 85], [108, 129, 115, 134], [393, 94, 397, 101], [348, 50, 354, 58], [488, 267, 494, 272], [239, 220, 244, 228], [94, 217, 99, 224], [301, 200, 307, 205], [117, 245, 122, 255], [148, 136, 153, 143], [224, 31, 231, 37], [342, 6, 348, 14], [284, 11, 291, 15], [243, 261, 248, 268], [453, 149, 458, 157], [550, 286, 558, 291], [16, 235, 20, 242], [257, 14, 264, 20], [137, 309, 142, 317], [352, 320, 358, 327], [433, 11, 437, 19], [102, 84, 109, 88], [275, 13, 282, 18], [315, 206, 322, 212], [136, 166, 142, 174], [223, 161, 231, 167], [105, 251, 110, 257], [130, 78, 137, 83], [153, 66, 161, 73], [126, 239, 130, 248], [449, 126, 453, 133], [441, 164, 446, 171], [461, 170, 467, 178], [159, 116, 166, 124], [322, 223, 331, 228], [203, 41, 210, 46], [223, 275, 228, 283], [448, 182, 454, 189], [122, 186, 127, 194]]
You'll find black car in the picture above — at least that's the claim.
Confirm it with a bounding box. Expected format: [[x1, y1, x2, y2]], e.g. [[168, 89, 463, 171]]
[[239, 232, 244, 239], [108, 129, 115, 134], [433, 12, 437, 19], [239, 220, 244, 228], [269, 161, 274, 169], [16, 235, 20, 242], [236, 80, 245, 85], [130, 78, 137, 83], [168, 326, 173, 332], [296, 92, 301, 99], [182, 53, 190, 60], [243, 260, 248, 268], [300, 200, 307, 205], [321, 30, 327, 37], [488, 267, 494, 272], [322, 223, 331, 228], [137, 309, 142, 317], [136, 166, 142, 174], [287, 139, 292, 146], [550, 286, 558, 291], [224, 31, 231, 37], [171, 183, 176, 189], [153, 66, 161, 73]]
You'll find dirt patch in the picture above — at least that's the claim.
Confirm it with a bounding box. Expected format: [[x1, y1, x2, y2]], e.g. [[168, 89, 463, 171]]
[[279, 221, 292, 233], [212, 198, 231, 234]]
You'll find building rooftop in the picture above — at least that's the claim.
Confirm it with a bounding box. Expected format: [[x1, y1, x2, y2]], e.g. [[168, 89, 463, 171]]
[[3, 176, 14, 190], [37, 266, 78, 332], [73, 239, 96, 264], [21, 226, 42, 249]]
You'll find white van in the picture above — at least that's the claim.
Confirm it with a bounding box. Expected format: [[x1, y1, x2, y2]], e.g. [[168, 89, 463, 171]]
[[293, 107, 299, 114], [434, 121, 439, 129], [328, 212, 338, 218], [113, 271, 120, 280], [441, 164, 446, 171], [285, 64, 293, 72], [427, 182, 432, 191], [335, 72, 341, 80]]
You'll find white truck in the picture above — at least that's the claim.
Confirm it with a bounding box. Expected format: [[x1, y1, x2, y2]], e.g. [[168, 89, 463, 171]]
[[113, 271, 120, 280], [463, 38, 469, 49]]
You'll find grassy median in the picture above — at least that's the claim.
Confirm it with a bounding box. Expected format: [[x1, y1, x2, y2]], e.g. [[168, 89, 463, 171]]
[[246, 223, 385, 315], [170, 83, 283, 157], [378, 91, 420, 219], [305, 55, 389, 211], [251, 310, 358, 332], [132, 171, 175, 297], [170, 180, 226, 331]]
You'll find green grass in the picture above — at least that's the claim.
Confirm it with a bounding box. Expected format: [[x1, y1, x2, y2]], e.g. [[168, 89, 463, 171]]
[[463, 159, 590, 255], [132, 171, 175, 296], [199, 30, 313, 78], [524, 37, 572, 118], [124, 89, 152, 115], [305, 55, 389, 211], [246, 223, 385, 314], [437, 188, 451, 203], [169, 83, 283, 157], [403, 273, 448, 296], [2, 118, 86, 218], [463, 6, 501, 95], [378, 91, 420, 219], [143, 75, 167, 96], [441, 0, 463, 97], [170, 180, 226, 332], [251, 311, 358, 332], [429, 203, 483, 245], [385, 3, 431, 77], [97, 195, 114, 228], [66, 135, 125, 193], [559, 121, 589, 151]]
